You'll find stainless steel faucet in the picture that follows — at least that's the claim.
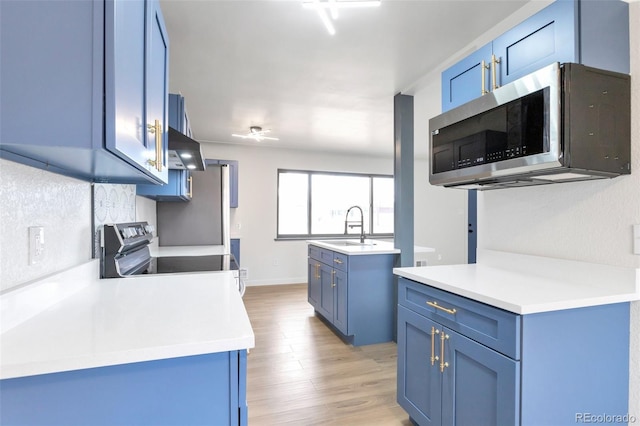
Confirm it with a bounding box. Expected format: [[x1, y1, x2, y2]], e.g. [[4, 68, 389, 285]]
[[344, 206, 365, 243]]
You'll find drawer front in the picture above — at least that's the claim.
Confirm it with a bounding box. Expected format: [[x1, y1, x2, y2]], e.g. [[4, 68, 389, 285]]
[[331, 252, 348, 272], [308, 246, 347, 271], [398, 277, 520, 360], [308, 245, 324, 262]]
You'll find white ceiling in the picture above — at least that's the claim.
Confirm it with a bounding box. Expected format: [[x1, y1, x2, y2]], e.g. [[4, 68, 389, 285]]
[[160, 0, 530, 157]]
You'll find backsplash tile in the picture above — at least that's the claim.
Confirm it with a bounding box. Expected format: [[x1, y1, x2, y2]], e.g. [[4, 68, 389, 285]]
[[0, 159, 92, 292]]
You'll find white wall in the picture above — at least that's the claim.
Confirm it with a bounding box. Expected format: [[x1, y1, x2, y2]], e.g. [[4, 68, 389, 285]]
[[200, 143, 468, 285]]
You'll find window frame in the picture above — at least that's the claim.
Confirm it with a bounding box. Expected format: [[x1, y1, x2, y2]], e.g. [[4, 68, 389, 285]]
[[276, 169, 394, 240]]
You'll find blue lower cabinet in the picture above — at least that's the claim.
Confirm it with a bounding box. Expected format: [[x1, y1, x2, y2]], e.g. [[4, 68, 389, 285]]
[[0, 350, 248, 426], [137, 169, 192, 201], [307, 245, 395, 346], [397, 277, 630, 425]]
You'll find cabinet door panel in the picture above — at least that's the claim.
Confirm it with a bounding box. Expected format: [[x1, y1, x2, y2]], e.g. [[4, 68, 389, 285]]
[[442, 330, 519, 426], [494, 0, 575, 86], [397, 306, 442, 426], [145, 0, 169, 182], [318, 263, 334, 320], [307, 258, 321, 309], [441, 44, 492, 112], [333, 269, 348, 335], [105, 0, 149, 173]]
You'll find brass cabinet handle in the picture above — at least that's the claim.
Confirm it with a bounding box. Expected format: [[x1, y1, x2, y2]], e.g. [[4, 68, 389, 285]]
[[426, 301, 457, 315], [187, 175, 193, 198], [146, 119, 163, 171], [315, 263, 320, 280], [334, 258, 343, 264], [481, 59, 490, 95], [331, 270, 336, 287], [491, 54, 501, 91], [431, 327, 440, 366], [440, 332, 450, 373]]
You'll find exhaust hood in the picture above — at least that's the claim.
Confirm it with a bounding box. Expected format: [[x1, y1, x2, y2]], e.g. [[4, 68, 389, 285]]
[[167, 127, 206, 171]]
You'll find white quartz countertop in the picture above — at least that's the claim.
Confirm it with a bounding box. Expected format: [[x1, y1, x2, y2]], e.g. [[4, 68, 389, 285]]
[[308, 239, 435, 256], [0, 260, 254, 380], [394, 250, 640, 315]]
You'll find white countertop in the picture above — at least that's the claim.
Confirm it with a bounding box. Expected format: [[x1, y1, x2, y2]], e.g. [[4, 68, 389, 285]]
[[394, 250, 640, 315], [308, 239, 435, 256], [0, 260, 254, 380]]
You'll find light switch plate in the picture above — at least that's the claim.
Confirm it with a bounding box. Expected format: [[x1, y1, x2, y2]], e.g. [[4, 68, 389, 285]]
[[29, 226, 45, 265]]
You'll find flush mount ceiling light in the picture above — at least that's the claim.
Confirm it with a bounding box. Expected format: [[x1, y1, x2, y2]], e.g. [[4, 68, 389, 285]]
[[231, 126, 279, 142], [302, 0, 381, 35]]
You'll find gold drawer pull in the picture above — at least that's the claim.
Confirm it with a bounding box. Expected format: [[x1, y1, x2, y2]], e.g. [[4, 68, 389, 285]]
[[426, 301, 457, 315], [334, 258, 343, 264], [187, 176, 193, 197], [491, 54, 501, 91], [481, 59, 490, 95]]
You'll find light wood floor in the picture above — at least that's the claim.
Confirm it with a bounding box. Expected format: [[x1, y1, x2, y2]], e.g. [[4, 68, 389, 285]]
[[243, 283, 412, 426]]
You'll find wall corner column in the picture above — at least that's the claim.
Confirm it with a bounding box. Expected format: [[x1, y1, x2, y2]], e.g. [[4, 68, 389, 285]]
[[394, 93, 414, 268]]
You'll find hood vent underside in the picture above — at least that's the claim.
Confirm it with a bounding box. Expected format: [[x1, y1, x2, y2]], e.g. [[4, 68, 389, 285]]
[[168, 127, 206, 171]]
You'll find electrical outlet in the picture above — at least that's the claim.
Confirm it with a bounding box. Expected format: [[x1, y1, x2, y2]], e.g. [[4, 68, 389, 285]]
[[239, 268, 248, 279], [29, 226, 45, 265]]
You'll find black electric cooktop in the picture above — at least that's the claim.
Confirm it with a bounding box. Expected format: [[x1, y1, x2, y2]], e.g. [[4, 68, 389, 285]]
[[146, 254, 239, 274]]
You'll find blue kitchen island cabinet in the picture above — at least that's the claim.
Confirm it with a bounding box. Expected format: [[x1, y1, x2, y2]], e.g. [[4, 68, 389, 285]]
[[307, 244, 396, 346], [0, 350, 248, 426], [0, 0, 169, 184], [442, 0, 629, 111], [397, 277, 631, 426]]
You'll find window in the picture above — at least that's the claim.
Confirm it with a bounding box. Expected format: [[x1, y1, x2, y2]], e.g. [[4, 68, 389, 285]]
[[277, 169, 394, 239]]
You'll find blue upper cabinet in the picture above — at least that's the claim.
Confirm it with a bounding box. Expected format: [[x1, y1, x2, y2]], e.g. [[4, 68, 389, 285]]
[[168, 94, 193, 137], [442, 0, 630, 112], [0, 0, 169, 184], [441, 44, 493, 113], [137, 93, 196, 201], [137, 169, 192, 201]]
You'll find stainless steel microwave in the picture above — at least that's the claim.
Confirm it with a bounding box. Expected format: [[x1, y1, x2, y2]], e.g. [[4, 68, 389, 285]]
[[429, 62, 630, 189]]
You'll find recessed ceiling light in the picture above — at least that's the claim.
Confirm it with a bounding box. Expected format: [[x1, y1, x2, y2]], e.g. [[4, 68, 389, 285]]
[[187, 164, 197, 170], [180, 153, 192, 159]]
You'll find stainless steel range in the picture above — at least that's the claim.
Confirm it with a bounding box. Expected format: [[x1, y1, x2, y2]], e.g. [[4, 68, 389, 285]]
[[100, 221, 243, 294]]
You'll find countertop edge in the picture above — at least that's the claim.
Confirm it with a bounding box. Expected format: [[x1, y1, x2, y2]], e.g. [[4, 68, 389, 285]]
[[1, 264, 255, 380], [394, 257, 640, 315]]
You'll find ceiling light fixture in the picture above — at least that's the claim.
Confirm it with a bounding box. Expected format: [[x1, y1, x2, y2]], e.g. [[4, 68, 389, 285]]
[[231, 126, 279, 142], [303, 0, 381, 35]]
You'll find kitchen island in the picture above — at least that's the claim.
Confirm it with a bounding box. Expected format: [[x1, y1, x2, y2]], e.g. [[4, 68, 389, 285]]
[[394, 249, 639, 426], [0, 260, 254, 426], [307, 239, 434, 346]]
